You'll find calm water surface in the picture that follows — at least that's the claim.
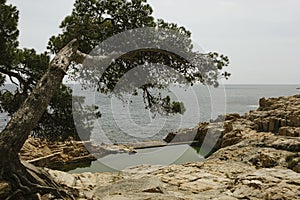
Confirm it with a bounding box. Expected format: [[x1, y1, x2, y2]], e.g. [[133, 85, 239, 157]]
[[69, 84, 299, 173], [1, 84, 299, 172]]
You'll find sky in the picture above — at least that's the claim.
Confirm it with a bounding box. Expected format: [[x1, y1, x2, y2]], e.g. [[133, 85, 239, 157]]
[[7, 0, 300, 84]]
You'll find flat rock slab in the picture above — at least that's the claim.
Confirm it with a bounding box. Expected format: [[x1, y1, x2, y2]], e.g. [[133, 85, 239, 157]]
[[95, 176, 163, 198]]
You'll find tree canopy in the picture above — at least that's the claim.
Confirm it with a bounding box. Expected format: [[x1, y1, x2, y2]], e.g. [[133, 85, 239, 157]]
[[0, 0, 230, 141], [49, 0, 230, 118]]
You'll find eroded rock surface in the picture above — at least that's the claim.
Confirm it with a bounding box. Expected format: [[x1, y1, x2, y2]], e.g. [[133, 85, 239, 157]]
[[7, 95, 299, 199], [19, 137, 97, 170], [19, 137, 142, 171], [45, 94, 300, 199], [248, 94, 300, 133]]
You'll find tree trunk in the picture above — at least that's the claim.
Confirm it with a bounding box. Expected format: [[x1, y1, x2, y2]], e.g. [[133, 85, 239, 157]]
[[0, 39, 79, 199]]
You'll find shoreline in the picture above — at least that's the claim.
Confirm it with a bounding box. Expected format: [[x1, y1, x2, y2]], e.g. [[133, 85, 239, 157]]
[[13, 94, 300, 199], [20, 94, 300, 171], [47, 94, 300, 199]]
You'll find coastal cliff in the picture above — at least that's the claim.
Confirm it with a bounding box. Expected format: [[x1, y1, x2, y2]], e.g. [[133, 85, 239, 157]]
[[2, 94, 299, 199]]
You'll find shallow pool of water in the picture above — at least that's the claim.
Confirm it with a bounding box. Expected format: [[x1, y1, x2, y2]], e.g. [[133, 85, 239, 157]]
[[68, 144, 204, 173]]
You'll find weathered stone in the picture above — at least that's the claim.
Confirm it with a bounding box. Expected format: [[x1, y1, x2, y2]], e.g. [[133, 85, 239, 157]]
[[286, 153, 300, 173], [19, 94, 300, 199], [279, 126, 300, 137], [163, 127, 198, 143], [247, 95, 300, 133], [213, 113, 241, 122], [20, 137, 96, 170], [221, 129, 242, 148], [231, 168, 300, 200]]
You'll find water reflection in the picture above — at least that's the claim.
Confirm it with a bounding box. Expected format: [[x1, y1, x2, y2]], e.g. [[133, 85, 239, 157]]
[[68, 144, 204, 173]]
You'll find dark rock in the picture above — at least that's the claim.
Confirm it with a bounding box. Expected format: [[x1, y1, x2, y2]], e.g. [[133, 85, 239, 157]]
[[221, 129, 242, 148], [279, 127, 300, 137]]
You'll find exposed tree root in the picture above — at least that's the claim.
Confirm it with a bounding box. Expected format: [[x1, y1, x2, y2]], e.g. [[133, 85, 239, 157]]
[[0, 40, 81, 200], [1, 160, 77, 200]]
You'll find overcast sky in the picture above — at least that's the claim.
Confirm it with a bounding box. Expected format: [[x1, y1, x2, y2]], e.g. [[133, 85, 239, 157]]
[[7, 0, 300, 84]]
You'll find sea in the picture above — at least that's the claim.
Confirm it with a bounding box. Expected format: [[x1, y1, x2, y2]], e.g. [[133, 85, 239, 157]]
[[1, 84, 299, 172], [73, 84, 299, 144]]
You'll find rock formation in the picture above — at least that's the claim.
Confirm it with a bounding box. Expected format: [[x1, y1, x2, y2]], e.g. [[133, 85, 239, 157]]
[[19, 137, 139, 171], [20, 137, 97, 171], [2, 94, 299, 199], [164, 94, 300, 156], [43, 94, 300, 199]]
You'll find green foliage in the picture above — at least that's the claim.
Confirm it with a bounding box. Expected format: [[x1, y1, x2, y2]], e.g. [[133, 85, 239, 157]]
[[0, 53, 93, 141], [32, 85, 90, 141], [0, 0, 94, 141], [0, 0, 19, 67], [162, 96, 186, 114], [1, 0, 230, 141], [48, 0, 156, 54], [49, 0, 230, 116]]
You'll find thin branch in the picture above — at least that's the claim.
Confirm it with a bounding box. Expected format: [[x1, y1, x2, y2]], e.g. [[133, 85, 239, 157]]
[[8, 75, 18, 86], [0, 67, 26, 86]]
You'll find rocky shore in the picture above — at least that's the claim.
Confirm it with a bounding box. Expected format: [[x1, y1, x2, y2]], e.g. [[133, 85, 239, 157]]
[[19, 137, 138, 171], [19, 138, 96, 171], [2, 94, 300, 199]]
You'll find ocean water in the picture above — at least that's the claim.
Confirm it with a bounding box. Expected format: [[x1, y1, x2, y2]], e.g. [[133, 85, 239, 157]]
[[69, 84, 299, 172], [1, 84, 299, 172], [74, 84, 299, 144]]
